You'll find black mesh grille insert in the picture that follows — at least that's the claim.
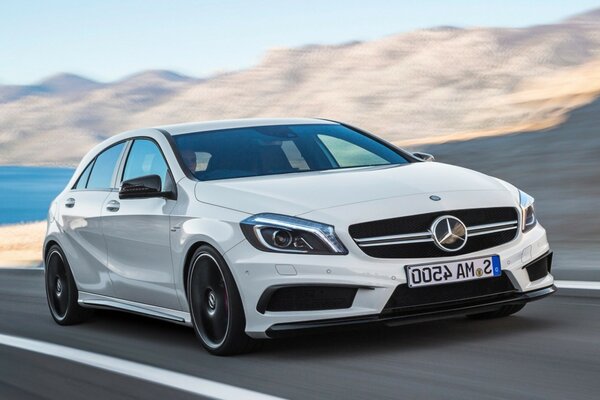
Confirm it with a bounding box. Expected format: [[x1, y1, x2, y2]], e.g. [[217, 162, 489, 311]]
[[383, 273, 516, 315], [262, 286, 358, 312], [350, 207, 519, 259]]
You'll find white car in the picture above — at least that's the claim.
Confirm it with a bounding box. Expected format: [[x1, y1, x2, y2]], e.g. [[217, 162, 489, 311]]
[[44, 118, 555, 355]]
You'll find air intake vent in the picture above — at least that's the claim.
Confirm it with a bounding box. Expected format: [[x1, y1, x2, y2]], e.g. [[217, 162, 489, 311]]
[[258, 286, 358, 313], [524, 252, 552, 281], [383, 272, 516, 315]]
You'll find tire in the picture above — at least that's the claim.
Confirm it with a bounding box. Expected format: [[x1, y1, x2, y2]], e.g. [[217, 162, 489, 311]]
[[45, 244, 92, 325], [466, 304, 526, 320], [187, 245, 257, 356]]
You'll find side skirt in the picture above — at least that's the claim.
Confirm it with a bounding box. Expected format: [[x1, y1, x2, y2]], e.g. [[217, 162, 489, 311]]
[[78, 292, 192, 326]]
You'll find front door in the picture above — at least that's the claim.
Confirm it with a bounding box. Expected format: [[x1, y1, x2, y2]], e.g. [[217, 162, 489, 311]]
[[101, 138, 179, 310]]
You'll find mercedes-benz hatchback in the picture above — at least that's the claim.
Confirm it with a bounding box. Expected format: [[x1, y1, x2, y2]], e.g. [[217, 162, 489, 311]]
[[44, 118, 555, 355]]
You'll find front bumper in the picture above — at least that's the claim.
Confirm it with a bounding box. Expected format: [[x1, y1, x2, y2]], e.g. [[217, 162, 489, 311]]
[[224, 223, 554, 338], [266, 284, 556, 337]]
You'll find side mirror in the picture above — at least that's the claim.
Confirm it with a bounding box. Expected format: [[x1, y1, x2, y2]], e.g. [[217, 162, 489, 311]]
[[412, 151, 435, 162], [119, 174, 165, 199]]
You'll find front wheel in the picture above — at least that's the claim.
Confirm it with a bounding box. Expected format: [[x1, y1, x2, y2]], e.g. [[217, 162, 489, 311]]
[[45, 245, 91, 325], [187, 245, 257, 355]]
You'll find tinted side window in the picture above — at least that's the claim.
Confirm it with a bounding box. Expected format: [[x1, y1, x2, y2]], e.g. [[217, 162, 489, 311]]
[[73, 160, 94, 190], [86, 143, 126, 190], [122, 139, 169, 191]]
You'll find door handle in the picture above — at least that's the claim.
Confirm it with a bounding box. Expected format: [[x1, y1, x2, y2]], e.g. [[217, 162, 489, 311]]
[[65, 198, 76, 208], [106, 200, 120, 212]]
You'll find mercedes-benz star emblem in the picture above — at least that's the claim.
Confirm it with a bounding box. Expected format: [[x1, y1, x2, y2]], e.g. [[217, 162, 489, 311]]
[[207, 291, 217, 311], [431, 215, 468, 252]]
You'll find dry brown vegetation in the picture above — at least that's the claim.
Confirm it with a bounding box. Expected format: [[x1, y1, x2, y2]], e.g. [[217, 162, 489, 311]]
[[0, 222, 46, 267]]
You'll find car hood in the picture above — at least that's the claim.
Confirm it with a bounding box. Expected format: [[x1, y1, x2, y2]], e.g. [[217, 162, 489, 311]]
[[194, 162, 511, 216]]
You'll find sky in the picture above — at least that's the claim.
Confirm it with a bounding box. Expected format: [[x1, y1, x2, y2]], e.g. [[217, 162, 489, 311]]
[[1, 0, 599, 85]]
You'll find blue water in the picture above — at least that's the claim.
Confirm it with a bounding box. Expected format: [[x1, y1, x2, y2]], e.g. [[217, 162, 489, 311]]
[[0, 166, 74, 225]]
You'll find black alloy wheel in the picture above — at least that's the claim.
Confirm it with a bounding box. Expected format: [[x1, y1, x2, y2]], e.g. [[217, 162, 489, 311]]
[[45, 244, 91, 325], [187, 245, 257, 355]]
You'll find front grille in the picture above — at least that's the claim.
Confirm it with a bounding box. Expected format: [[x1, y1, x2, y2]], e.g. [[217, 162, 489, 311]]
[[258, 286, 358, 313], [383, 273, 516, 316], [350, 207, 519, 258]]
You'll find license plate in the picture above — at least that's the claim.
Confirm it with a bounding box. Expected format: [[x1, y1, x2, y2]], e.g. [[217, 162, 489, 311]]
[[406, 255, 501, 288]]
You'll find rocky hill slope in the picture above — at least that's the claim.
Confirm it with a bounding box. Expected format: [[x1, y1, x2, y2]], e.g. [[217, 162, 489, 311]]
[[1, 8, 600, 165]]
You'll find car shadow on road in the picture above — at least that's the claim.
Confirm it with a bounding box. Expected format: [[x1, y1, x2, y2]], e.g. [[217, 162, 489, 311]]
[[83, 304, 561, 360], [256, 312, 561, 359]]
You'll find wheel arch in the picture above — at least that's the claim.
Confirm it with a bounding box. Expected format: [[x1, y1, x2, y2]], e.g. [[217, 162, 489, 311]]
[[43, 239, 61, 267], [182, 241, 212, 301]]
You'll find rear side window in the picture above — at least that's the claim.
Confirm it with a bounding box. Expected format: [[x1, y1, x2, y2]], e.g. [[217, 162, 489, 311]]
[[73, 160, 94, 190], [86, 143, 126, 190], [122, 139, 169, 191]]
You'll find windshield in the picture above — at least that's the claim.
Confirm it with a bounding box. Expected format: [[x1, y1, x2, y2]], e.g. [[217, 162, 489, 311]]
[[172, 123, 410, 181]]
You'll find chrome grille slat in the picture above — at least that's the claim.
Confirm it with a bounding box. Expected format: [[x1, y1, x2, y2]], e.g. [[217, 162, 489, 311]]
[[354, 231, 431, 243], [359, 237, 434, 247], [468, 220, 518, 233], [468, 225, 518, 237]]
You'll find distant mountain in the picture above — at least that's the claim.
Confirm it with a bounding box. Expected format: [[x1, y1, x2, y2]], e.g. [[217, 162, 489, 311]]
[[0, 73, 101, 103], [565, 7, 600, 24], [118, 70, 194, 83], [1, 8, 600, 165], [37, 73, 101, 95]]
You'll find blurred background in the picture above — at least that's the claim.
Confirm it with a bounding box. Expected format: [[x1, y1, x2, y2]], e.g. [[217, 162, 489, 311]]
[[1, 0, 599, 281]]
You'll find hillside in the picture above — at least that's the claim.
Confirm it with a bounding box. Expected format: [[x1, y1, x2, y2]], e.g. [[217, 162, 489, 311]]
[[1, 8, 600, 165]]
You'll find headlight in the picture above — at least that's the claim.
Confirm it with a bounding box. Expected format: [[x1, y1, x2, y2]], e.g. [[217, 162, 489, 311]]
[[519, 190, 537, 232], [240, 213, 348, 255]]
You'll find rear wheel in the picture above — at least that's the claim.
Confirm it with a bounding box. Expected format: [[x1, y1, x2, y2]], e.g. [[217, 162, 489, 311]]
[[45, 245, 91, 325], [467, 304, 525, 320], [187, 245, 257, 355]]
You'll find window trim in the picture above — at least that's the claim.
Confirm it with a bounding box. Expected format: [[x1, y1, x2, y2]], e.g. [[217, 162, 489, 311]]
[[157, 128, 197, 180], [71, 140, 128, 192], [71, 158, 96, 191], [113, 140, 133, 192]]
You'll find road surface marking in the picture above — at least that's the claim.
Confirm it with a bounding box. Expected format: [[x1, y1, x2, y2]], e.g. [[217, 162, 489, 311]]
[[555, 280, 600, 290], [0, 333, 285, 400]]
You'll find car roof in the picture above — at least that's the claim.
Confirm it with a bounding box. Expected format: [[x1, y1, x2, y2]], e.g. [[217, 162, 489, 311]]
[[155, 118, 337, 136]]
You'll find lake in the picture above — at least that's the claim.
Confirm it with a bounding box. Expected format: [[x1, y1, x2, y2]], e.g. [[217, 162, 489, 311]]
[[0, 166, 74, 225]]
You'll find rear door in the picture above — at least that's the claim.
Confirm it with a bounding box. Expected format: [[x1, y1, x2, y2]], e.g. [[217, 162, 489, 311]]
[[58, 142, 127, 296], [101, 138, 179, 310]]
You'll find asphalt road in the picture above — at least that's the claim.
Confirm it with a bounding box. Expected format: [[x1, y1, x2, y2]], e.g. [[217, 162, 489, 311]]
[[0, 269, 599, 399]]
